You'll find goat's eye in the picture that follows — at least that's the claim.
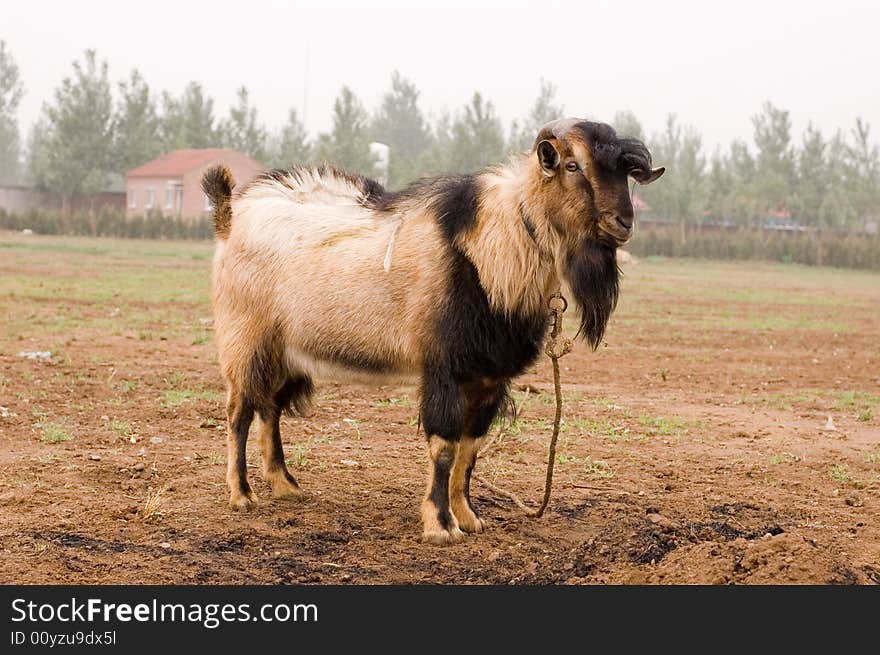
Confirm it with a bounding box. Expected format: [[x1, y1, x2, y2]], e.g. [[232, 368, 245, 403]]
[[565, 161, 580, 172]]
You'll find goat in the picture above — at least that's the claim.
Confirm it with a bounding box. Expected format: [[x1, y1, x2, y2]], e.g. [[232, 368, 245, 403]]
[[203, 118, 664, 544]]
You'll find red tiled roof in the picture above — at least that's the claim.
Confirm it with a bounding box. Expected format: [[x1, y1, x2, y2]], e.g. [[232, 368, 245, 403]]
[[127, 149, 239, 177]]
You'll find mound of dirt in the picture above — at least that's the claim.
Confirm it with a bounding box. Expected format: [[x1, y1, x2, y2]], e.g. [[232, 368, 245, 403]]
[[615, 532, 867, 585]]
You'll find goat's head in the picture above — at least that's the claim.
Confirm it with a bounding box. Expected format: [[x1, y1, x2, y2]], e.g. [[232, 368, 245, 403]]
[[532, 118, 664, 247], [530, 118, 664, 349]]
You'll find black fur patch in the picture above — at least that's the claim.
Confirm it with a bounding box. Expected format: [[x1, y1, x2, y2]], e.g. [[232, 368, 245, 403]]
[[570, 121, 654, 180], [274, 376, 314, 417], [420, 180, 548, 441], [464, 383, 511, 437], [519, 204, 538, 242], [565, 238, 620, 350], [428, 447, 455, 531], [231, 399, 255, 495], [245, 337, 283, 416]]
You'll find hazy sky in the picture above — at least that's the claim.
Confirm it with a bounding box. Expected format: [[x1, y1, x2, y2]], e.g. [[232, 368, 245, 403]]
[[4, 0, 879, 153]]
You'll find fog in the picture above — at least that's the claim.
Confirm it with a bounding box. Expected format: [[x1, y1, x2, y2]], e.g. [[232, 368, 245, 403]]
[[4, 0, 878, 150]]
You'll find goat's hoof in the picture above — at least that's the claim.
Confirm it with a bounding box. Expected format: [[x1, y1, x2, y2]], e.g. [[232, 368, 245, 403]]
[[458, 515, 486, 534], [422, 526, 465, 546], [271, 483, 305, 501], [229, 491, 257, 511]]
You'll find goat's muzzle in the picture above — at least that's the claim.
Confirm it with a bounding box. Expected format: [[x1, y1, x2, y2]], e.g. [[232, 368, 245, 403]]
[[598, 212, 633, 245]]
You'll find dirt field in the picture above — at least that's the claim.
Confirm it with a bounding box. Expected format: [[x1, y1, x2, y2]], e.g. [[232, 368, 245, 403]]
[[1, 231, 878, 585]]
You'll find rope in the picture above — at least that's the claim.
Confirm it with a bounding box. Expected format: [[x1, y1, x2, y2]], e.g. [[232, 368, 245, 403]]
[[473, 290, 572, 518]]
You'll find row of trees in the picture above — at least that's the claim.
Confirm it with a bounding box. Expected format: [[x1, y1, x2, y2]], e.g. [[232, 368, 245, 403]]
[[0, 42, 877, 231], [637, 106, 879, 234]]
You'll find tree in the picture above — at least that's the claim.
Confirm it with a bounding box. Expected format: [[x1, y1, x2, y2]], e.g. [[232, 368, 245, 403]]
[[161, 82, 217, 150], [314, 86, 376, 176], [725, 139, 760, 227], [370, 72, 432, 189], [0, 40, 24, 181], [642, 114, 706, 241], [448, 92, 505, 173], [272, 108, 312, 168], [30, 50, 114, 224], [113, 69, 162, 173], [612, 110, 646, 142], [791, 123, 828, 226], [820, 130, 858, 231], [751, 102, 795, 215], [845, 117, 880, 226], [509, 80, 563, 152], [218, 86, 268, 162], [416, 112, 454, 177]]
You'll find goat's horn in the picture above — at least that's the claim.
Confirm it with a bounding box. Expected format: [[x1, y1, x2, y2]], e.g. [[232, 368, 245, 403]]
[[532, 117, 583, 150]]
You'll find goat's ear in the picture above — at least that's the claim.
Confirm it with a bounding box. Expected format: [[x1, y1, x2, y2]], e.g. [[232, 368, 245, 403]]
[[632, 166, 665, 185], [537, 140, 560, 177]]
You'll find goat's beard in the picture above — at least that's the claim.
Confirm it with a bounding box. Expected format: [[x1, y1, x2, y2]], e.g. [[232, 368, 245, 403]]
[[564, 237, 620, 351]]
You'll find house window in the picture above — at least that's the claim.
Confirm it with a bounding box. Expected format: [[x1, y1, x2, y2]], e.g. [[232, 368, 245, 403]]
[[204, 193, 213, 212], [165, 187, 174, 209], [128, 189, 137, 208], [145, 188, 154, 209]]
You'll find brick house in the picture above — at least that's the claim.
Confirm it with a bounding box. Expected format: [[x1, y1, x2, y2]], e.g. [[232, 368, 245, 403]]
[[126, 149, 265, 219]]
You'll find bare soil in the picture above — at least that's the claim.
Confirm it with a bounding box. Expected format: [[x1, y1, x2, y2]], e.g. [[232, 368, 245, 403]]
[[0, 234, 878, 584]]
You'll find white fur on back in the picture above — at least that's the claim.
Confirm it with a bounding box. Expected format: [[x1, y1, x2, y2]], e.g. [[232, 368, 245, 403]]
[[231, 169, 381, 253]]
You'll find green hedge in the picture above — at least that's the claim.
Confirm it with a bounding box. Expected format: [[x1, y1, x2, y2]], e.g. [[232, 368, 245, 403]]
[[629, 224, 880, 270], [0, 207, 213, 240]]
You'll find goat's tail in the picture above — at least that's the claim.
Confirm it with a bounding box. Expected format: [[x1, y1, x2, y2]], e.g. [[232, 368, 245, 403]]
[[201, 165, 235, 239]]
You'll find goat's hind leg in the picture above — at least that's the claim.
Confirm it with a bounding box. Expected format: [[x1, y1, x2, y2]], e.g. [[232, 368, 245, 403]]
[[226, 390, 256, 511], [258, 377, 310, 501]]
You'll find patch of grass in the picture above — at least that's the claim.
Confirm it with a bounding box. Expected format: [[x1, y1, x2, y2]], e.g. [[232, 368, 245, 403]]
[[583, 456, 614, 478], [41, 422, 72, 444], [637, 414, 690, 437], [163, 389, 221, 407], [286, 437, 330, 469], [194, 451, 223, 466], [749, 389, 878, 417], [375, 396, 414, 408], [121, 380, 138, 393], [828, 463, 863, 488], [165, 371, 185, 389], [109, 420, 134, 438], [768, 453, 795, 465]]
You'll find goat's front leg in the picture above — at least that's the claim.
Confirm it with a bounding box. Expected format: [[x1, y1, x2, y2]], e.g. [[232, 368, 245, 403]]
[[449, 380, 509, 533], [449, 435, 485, 534], [421, 435, 464, 545]]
